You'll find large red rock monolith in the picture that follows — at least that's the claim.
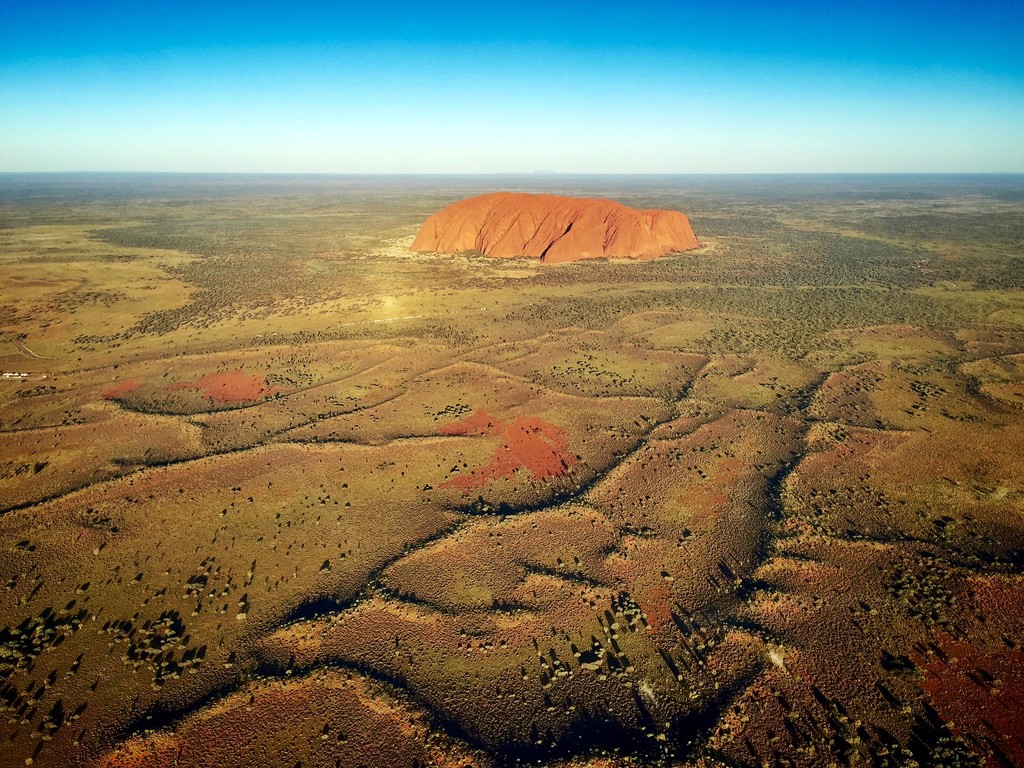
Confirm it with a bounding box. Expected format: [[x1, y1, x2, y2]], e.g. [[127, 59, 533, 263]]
[[411, 192, 699, 262]]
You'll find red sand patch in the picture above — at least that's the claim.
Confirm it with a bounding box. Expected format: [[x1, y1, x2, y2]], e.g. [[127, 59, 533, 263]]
[[102, 379, 141, 400], [170, 371, 279, 404], [440, 409, 577, 489], [914, 634, 1024, 767]]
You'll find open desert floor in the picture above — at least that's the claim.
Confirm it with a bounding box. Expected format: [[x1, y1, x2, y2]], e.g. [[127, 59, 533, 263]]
[[1, 173, 1023, 767]]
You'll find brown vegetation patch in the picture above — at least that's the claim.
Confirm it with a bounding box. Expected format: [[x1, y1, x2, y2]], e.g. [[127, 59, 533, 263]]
[[259, 595, 765, 758], [807, 323, 959, 369], [99, 669, 486, 768], [687, 354, 820, 413], [962, 354, 1024, 412], [786, 420, 1024, 562], [737, 535, 975, 766], [0, 413, 203, 511], [914, 635, 1024, 768], [0, 440, 460, 764], [255, 411, 801, 758], [486, 334, 706, 399], [809, 359, 993, 431], [382, 505, 617, 612]]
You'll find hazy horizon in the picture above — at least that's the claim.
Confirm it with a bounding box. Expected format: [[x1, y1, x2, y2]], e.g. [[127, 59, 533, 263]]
[[2, 0, 1023, 173]]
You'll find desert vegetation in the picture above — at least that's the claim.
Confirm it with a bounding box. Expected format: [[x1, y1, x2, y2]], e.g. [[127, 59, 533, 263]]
[[1, 173, 1022, 766]]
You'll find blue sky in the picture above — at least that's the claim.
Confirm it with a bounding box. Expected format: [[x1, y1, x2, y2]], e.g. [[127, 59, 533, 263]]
[[1, 1, 1022, 172]]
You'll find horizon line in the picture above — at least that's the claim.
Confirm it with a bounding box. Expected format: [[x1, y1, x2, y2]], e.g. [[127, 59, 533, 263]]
[[4, 170, 1024, 177]]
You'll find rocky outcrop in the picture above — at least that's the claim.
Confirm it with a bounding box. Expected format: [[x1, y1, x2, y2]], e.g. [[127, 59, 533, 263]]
[[410, 192, 699, 262]]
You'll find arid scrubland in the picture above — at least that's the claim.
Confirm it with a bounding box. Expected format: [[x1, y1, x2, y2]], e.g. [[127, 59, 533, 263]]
[[1, 174, 1022, 767]]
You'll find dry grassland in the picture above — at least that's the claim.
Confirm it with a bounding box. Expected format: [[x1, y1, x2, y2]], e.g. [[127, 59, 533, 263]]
[[1, 174, 1022, 767]]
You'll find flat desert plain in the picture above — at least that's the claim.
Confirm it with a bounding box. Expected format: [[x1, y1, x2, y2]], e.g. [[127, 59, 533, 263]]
[[1, 174, 1023, 767]]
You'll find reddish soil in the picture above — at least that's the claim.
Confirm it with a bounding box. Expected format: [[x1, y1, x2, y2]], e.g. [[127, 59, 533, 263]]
[[411, 192, 700, 262], [914, 634, 1024, 767], [440, 410, 577, 489], [170, 371, 278, 404], [102, 379, 141, 399]]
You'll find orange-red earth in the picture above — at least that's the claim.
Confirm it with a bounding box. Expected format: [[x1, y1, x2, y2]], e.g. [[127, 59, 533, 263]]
[[439, 410, 578, 489]]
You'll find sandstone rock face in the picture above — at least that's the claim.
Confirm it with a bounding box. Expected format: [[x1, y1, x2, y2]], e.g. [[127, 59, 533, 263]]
[[410, 192, 699, 262]]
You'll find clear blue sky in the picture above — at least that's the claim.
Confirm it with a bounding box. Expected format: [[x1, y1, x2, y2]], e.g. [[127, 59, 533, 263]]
[[1, 0, 1022, 172]]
